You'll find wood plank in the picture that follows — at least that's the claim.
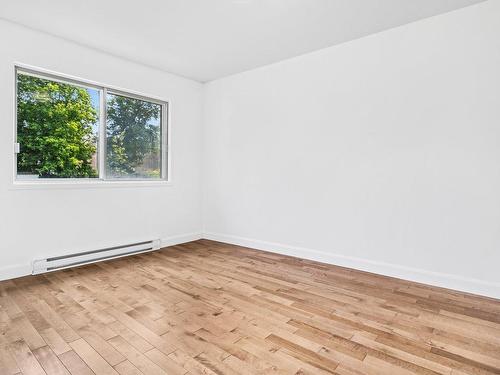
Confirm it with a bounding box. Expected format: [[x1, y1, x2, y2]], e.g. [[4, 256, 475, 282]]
[[32, 345, 71, 375], [39, 328, 72, 356], [0, 344, 21, 375], [70, 338, 118, 375], [7, 340, 46, 375], [144, 348, 188, 375], [114, 360, 144, 375], [266, 333, 339, 373], [58, 350, 95, 375], [108, 335, 166, 375]]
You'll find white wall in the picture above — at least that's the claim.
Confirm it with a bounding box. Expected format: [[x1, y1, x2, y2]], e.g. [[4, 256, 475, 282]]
[[0, 20, 203, 280], [203, 1, 500, 298]]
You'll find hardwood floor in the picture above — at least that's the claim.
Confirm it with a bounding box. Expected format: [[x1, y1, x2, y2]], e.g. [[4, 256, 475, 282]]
[[1, 240, 499, 375]]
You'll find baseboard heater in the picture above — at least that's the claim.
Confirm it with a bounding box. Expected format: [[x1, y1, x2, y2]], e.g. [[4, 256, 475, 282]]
[[32, 239, 161, 275]]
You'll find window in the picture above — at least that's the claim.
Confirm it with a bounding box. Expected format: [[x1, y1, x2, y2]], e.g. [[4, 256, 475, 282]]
[[106, 93, 163, 179], [15, 67, 168, 182]]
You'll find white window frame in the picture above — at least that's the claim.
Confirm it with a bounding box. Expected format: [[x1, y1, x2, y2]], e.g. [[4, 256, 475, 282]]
[[12, 64, 171, 189]]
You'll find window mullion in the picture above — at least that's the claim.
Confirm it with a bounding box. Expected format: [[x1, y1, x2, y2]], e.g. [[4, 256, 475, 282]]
[[98, 87, 107, 180], [162, 103, 168, 180]]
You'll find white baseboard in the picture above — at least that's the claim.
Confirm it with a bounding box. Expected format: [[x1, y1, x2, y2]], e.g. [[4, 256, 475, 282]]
[[0, 232, 203, 282], [161, 232, 203, 248], [202, 232, 500, 300]]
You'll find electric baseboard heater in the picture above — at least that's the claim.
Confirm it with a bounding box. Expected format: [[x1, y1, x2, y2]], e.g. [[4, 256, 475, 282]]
[[32, 239, 161, 275]]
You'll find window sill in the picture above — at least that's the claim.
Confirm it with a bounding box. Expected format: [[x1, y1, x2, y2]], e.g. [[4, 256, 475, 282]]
[[10, 179, 172, 190]]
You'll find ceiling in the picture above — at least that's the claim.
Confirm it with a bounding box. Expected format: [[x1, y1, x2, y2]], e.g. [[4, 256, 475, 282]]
[[0, 0, 485, 82]]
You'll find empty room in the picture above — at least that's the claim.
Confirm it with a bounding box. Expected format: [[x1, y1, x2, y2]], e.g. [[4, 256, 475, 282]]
[[0, 0, 499, 374]]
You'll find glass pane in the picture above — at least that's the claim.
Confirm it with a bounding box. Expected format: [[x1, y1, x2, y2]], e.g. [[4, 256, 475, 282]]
[[16, 72, 100, 179], [105, 93, 162, 179]]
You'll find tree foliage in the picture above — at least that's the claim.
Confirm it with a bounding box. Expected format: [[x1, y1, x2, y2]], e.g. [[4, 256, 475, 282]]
[[17, 74, 98, 178], [106, 94, 161, 177]]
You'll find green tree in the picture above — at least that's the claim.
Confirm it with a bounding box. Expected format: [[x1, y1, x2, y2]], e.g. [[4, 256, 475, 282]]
[[106, 94, 161, 177], [17, 74, 98, 178]]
